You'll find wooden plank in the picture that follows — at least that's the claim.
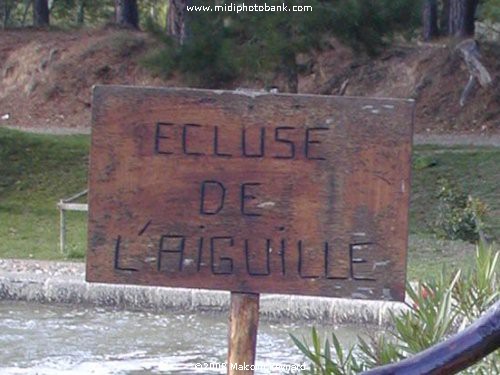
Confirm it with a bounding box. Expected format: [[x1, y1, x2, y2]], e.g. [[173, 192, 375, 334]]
[[58, 203, 88, 212], [228, 292, 260, 374], [60, 208, 65, 254], [86, 86, 414, 301]]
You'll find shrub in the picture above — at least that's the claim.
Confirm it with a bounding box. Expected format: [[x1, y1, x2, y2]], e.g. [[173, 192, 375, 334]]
[[330, 0, 421, 55], [479, 0, 500, 23], [141, 44, 179, 79], [292, 243, 499, 374], [434, 178, 489, 243]]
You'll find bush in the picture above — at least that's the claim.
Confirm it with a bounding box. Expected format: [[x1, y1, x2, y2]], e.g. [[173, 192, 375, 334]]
[[141, 43, 179, 79], [434, 179, 489, 243], [292, 243, 499, 374], [479, 0, 500, 23], [177, 15, 240, 87], [330, 0, 421, 55]]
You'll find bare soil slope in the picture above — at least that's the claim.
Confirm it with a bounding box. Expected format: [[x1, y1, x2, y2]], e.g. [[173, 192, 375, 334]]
[[0, 28, 176, 130], [0, 28, 498, 134], [299, 39, 499, 134]]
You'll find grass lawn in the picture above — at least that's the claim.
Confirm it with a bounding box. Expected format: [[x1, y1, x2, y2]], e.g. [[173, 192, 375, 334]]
[[0, 127, 498, 280], [0, 128, 89, 260], [410, 145, 500, 240]]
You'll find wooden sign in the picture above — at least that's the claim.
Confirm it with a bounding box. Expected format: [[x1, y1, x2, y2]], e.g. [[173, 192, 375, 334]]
[[86, 86, 414, 302]]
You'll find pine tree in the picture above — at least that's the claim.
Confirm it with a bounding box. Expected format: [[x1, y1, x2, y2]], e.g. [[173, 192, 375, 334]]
[[167, 0, 188, 44], [448, 0, 478, 37], [423, 0, 439, 40], [33, 0, 49, 26], [115, 0, 139, 29]]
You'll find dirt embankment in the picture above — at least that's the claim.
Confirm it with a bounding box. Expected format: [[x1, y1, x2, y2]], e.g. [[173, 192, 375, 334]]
[[0, 28, 177, 131], [0, 28, 498, 134]]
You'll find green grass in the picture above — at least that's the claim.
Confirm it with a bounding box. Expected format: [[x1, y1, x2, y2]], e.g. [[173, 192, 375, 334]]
[[0, 127, 498, 280], [0, 128, 89, 260], [407, 234, 478, 280], [408, 145, 500, 280], [410, 145, 500, 241]]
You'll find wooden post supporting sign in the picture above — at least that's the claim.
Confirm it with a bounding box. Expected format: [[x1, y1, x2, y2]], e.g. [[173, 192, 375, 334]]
[[86, 86, 414, 372], [228, 292, 260, 374]]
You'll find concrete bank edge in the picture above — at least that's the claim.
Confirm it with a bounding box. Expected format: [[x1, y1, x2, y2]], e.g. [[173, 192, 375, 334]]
[[0, 271, 407, 326]]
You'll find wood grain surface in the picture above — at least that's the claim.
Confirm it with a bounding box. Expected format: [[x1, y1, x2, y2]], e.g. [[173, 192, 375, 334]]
[[86, 86, 414, 301], [228, 292, 260, 374]]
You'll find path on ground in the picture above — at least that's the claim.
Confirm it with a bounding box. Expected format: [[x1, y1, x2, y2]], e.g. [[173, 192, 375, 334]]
[[3, 125, 500, 147]]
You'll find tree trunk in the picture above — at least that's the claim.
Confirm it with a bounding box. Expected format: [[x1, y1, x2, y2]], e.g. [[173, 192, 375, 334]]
[[33, 0, 49, 27], [115, 0, 139, 29], [76, 0, 85, 25], [281, 50, 298, 94], [448, 0, 478, 37], [465, 0, 478, 35], [1, 0, 12, 29], [0, 0, 4, 29], [440, 0, 450, 35], [423, 0, 439, 41], [167, 0, 188, 45]]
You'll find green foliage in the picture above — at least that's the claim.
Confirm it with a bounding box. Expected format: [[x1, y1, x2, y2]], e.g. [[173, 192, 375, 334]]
[[293, 243, 499, 374], [394, 273, 460, 353], [0, 0, 107, 27], [67, 244, 86, 260], [291, 327, 366, 374], [329, 0, 421, 55], [1, 0, 166, 28], [0, 0, 29, 27], [448, 243, 499, 375], [356, 334, 401, 369], [140, 0, 167, 29], [412, 155, 437, 170], [146, 0, 422, 88], [50, 0, 80, 24], [434, 178, 489, 243], [141, 44, 178, 79], [410, 147, 500, 243], [479, 0, 500, 23], [454, 245, 499, 323], [177, 10, 240, 87]]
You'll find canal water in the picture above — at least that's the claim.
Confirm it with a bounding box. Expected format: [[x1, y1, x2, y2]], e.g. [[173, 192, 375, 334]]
[[0, 301, 368, 374]]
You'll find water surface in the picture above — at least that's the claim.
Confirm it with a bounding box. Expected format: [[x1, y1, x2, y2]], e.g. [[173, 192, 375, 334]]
[[0, 301, 368, 374]]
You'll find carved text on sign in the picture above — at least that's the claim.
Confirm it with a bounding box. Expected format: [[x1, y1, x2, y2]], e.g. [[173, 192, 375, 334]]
[[154, 122, 329, 160], [87, 87, 414, 301]]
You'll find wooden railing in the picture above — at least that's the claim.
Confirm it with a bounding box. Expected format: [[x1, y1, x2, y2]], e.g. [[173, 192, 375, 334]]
[[57, 189, 88, 254], [362, 300, 500, 375]]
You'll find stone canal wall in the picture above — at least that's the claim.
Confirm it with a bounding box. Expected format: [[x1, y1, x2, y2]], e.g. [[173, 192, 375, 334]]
[[0, 259, 407, 326]]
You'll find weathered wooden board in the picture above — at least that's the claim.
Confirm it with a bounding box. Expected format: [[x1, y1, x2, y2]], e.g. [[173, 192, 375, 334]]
[[86, 86, 414, 301]]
